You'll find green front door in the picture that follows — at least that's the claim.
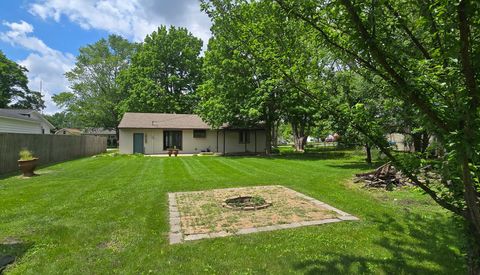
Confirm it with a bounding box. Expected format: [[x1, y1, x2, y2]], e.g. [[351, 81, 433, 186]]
[[133, 133, 144, 154]]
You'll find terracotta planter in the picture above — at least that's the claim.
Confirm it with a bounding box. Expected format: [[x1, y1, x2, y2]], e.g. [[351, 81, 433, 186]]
[[168, 149, 179, 157], [18, 158, 38, 177]]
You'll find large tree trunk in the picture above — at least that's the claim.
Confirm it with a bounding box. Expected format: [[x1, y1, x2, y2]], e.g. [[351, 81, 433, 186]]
[[293, 136, 307, 152], [292, 121, 307, 151], [466, 223, 480, 275], [265, 119, 272, 155], [115, 126, 120, 148], [271, 120, 279, 148], [411, 131, 429, 153], [457, 3, 480, 271], [421, 132, 430, 153], [365, 143, 372, 164], [462, 151, 480, 275], [411, 133, 422, 152]]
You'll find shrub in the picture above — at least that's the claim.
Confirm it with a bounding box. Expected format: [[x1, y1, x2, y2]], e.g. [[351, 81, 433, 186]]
[[19, 148, 35, 161]]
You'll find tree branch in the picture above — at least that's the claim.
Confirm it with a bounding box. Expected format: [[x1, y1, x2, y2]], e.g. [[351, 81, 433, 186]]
[[385, 1, 431, 59], [280, 69, 467, 217], [458, 0, 479, 108], [338, 0, 450, 134], [275, 0, 388, 80]]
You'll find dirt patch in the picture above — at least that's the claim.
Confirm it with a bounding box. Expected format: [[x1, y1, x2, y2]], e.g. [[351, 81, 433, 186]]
[[174, 186, 338, 235], [1, 237, 22, 245]]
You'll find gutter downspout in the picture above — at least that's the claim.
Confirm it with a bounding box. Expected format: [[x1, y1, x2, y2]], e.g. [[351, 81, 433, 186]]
[[223, 128, 226, 155]]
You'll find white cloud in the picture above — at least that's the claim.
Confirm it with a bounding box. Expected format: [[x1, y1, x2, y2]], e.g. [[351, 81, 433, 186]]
[[3, 20, 34, 35], [0, 1, 212, 114], [28, 0, 212, 45], [1, 20, 75, 114]]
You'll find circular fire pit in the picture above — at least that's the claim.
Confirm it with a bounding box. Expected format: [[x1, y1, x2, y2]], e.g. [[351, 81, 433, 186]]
[[222, 196, 272, 210]]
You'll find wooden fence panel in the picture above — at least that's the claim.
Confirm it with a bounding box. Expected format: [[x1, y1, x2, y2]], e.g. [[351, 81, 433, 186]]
[[0, 133, 107, 175]]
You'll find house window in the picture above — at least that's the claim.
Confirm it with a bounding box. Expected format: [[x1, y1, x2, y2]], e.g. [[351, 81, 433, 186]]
[[239, 130, 250, 144], [193, 130, 206, 138], [164, 131, 183, 150]]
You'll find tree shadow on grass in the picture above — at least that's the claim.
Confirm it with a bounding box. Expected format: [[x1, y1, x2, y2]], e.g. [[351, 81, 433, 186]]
[[277, 152, 349, 160], [293, 212, 466, 274], [325, 161, 383, 170], [0, 239, 32, 273], [225, 151, 351, 161]]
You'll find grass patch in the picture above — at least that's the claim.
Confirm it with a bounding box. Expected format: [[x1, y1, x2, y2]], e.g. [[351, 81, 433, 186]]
[[0, 151, 466, 274]]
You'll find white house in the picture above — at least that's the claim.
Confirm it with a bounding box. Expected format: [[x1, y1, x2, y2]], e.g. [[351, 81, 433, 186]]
[[82, 128, 118, 147], [0, 108, 54, 134], [118, 113, 266, 155]]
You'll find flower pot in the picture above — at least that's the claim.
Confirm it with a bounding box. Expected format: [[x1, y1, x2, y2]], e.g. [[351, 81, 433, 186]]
[[18, 158, 38, 177], [173, 149, 178, 157], [168, 150, 172, 157]]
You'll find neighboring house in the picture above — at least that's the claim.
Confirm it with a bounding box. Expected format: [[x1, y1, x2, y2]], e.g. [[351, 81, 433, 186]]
[[386, 133, 410, 151], [307, 136, 321, 143], [0, 108, 54, 134], [55, 128, 82, 135], [118, 113, 267, 155], [82, 128, 117, 147], [325, 134, 335, 142]]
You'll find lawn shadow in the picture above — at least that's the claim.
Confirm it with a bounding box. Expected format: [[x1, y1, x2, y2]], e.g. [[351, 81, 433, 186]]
[[0, 238, 33, 273], [326, 161, 383, 170], [276, 152, 349, 160], [293, 211, 466, 274], [224, 151, 353, 161], [0, 152, 118, 180]]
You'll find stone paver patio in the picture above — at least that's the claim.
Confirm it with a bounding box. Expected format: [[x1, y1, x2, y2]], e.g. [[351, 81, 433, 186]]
[[168, 185, 358, 244]]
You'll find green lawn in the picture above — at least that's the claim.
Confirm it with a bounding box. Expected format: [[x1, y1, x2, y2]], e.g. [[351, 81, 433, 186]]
[[0, 152, 466, 274]]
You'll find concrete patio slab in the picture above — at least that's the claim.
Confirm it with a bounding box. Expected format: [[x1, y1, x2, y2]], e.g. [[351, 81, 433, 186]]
[[167, 185, 358, 244]]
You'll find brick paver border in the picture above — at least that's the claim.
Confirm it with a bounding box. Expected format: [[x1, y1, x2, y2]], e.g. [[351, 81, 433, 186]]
[[168, 185, 359, 244]]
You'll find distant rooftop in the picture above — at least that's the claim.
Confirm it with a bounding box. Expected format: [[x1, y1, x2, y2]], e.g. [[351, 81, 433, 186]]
[[55, 128, 82, 135], [82, 128, 116, 135]]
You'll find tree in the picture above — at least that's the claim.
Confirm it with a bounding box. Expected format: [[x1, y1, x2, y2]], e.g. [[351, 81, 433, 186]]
[[118, 26, 203, 114], [54, 35, 136, 138], [200, 1, 327, 153], [44, 112, 84, 129], [275, 0, 480, 271], [0, 50, 45, 110]]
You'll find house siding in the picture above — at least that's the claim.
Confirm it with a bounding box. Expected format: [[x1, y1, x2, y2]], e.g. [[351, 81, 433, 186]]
[[30, 112, 53, 134], [119, 128, 267, 154], [222, 130, 266, 153], [0, 117, 43, 134]]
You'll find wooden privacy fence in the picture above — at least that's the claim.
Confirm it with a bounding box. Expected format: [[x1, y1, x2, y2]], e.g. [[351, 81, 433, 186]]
[[0, 133, 107, 175]]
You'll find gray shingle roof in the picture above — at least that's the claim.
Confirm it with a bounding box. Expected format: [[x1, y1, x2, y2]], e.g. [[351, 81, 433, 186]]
[[118, 113, 211, 129], [0, 108, 36, 121], [0, 108, 54, 129], [82, 128, 116, 135]]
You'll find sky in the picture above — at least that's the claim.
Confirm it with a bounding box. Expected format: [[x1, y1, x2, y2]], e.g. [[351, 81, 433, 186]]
[[0, 0, 212, 114]]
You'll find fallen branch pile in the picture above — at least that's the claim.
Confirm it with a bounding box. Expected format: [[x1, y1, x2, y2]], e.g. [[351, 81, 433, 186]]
[[354, 162, 409, 190], [354, 162, 443, 190]]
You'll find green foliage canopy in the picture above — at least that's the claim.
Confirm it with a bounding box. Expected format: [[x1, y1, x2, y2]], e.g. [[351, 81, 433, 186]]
[[118, 26, 203, 114], [0, 50, 45, 110], [54, 35, 136, 130]]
